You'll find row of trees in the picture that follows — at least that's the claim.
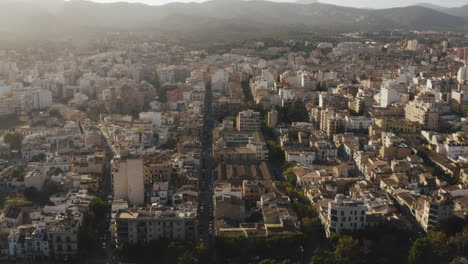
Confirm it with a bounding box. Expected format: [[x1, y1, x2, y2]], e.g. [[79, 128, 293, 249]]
[[3, 132, 23, 151], [214, 233, 304, 263], [114, 240, 209, 264], [78, 197, 108, 254], [276, 100, 309, 124], [261, 121, 285, 162], [409, 226, 468, 264]]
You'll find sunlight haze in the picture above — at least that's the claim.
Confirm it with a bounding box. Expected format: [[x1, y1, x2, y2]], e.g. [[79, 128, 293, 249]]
[[87, 0, 468, 8]]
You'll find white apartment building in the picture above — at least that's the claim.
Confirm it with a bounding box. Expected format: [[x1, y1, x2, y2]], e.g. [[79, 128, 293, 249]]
[[211, 69, 230, 93], [158, 65, 176, 84], [0, 96, 14, 117], [285, 151, 316, 165], [112, 158, 145, 206], [436, 133, 468, 159], [214, 183, 243, 200], [437, 142, 468, 159], [0, 61, 18, 76], [324, 195, 368, 237], [380, 86, 400, 107], [150, 182, 171, 204], [279, 88, 295, 101], [247, 137, 269, 161], [14, 88, 52, 113], [262, 69, 276, 86], [237, 110, 260, 132], [139, 112, 162, 129], [415, 192, 454, 231], [344, 116, 374, 131], [32, 89, 53, 110], [158, 65, 190, 84], [458, 66, 468, 84]]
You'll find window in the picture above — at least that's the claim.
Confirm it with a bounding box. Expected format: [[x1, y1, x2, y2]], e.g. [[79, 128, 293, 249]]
[[341, 211, 344, 216]]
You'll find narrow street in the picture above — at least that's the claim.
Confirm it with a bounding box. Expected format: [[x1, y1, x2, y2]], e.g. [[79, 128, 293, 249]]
[[198, 84, 215, 248], [93, 128, 115, 264]]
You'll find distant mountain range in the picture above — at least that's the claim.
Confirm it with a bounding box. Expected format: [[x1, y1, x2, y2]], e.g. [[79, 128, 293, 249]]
[[295, 0, 319, 4], [415, 3, 468, 17], [0, 0, 467, 42]]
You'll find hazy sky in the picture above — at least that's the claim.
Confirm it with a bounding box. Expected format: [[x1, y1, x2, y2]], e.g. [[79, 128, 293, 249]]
[[88, 0, 468, 8]]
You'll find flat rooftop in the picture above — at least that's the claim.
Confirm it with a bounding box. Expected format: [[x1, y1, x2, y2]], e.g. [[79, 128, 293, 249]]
[[215, 162, 272, 182]]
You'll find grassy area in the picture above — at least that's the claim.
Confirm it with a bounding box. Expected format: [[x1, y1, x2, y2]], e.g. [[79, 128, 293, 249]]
[[0, 194, 33, 211]]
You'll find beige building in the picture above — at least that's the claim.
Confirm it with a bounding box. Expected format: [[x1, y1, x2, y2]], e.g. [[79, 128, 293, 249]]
[[405, 101, 439, 130], [267, 108, 278, 127], [374, 118, 422, 133], [319, 109, 345, 138], [115, 206, 198, 245], [213, 132, 268, 162], [112, 158, 145, 206], [144, 163, 173, 185]]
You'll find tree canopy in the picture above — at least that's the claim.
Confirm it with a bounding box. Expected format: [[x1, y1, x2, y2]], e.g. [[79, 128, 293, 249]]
[[3, 132, 23, 151]]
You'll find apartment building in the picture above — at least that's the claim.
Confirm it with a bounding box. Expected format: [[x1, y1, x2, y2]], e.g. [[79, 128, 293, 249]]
[[8, 224, 50, 259], [115, 206, 198, 245], [236, 110, 261, 132], [437, 132, 468, 159], [414, 192, 454, 231], [322, 195, 382, 237], [112, 158, 145, 206], [47, 218, 80, 260], [405, 101, 439, 130], [0, 96, 14, 117], [213, 132, 268, 163]]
